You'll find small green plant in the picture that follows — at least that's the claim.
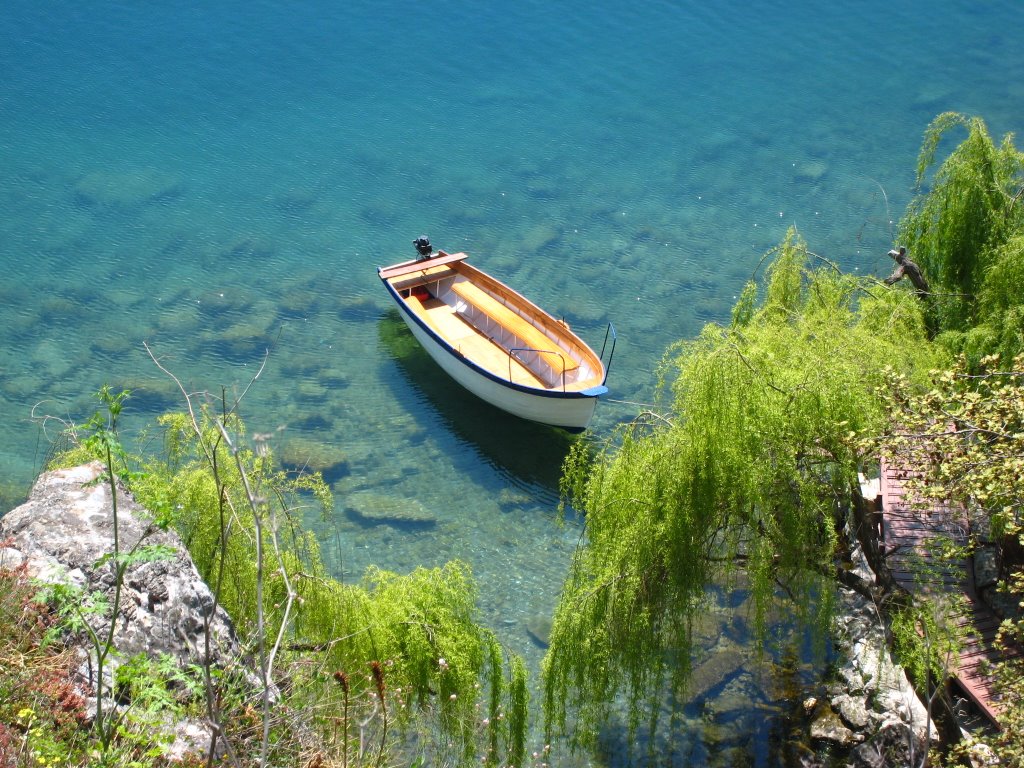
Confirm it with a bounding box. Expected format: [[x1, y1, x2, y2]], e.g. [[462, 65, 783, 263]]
[[46, 387, 176, 758], [114, 653, 202, 712], [0, 564, 88, 767]]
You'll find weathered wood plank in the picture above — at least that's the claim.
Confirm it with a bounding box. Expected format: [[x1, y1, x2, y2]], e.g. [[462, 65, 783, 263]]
[[879, 454, 1011, 730], [378, 250, 468, 280]]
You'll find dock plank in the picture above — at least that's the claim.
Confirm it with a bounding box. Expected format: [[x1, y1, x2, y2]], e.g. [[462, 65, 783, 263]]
[[878, 455, 1014, 730]]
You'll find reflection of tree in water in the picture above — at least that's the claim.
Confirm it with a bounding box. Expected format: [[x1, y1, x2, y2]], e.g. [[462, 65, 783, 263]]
[[377, 309, 577, 493]]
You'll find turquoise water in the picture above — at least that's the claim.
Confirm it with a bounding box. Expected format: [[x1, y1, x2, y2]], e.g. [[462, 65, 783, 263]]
[[3, 0, 1023, 763]]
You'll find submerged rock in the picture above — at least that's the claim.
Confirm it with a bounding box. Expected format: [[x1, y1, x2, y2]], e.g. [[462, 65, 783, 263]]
[[74, 167, 183, 208], [521, 224, 561, 252], [277, 437, 349, 484], [685, 646, 746, 701], [344, 490, 436, 528], [525, 614, 552, 648], [793, 158, 829, 183]]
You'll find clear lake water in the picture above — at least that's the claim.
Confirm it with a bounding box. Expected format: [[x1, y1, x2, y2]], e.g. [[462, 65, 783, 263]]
[[2, 1, 1023, 763]]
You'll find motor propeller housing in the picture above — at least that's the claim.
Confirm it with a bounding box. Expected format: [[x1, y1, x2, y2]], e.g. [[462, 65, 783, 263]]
[[413, 235, 433, 259]]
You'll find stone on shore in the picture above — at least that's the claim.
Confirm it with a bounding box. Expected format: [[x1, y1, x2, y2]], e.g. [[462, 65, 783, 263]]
[[809, 702, 856, 748], [849, 720, 926, 768]]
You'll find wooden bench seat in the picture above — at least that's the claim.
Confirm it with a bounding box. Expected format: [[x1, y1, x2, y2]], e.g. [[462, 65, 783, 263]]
[[390, 265, 456, 293], [451, 281, 579, 373], [407, 293, 546, 387]]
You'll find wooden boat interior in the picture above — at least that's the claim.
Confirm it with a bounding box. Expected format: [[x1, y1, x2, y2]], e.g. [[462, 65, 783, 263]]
[[383, 252, 604, 392]]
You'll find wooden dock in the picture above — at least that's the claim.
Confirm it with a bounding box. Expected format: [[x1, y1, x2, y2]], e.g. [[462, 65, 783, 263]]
[[875, 457, 1020, 729]]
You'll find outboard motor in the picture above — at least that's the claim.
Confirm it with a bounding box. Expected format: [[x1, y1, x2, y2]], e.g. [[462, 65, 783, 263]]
[[413, 236, 433, 259]]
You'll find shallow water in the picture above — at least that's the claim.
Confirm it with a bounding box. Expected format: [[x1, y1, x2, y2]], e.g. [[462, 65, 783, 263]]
[[2, 0, 1023, 763]]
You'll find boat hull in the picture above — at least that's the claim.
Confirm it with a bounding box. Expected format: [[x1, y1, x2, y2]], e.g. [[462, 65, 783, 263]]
[[392, 292, 606, 432]]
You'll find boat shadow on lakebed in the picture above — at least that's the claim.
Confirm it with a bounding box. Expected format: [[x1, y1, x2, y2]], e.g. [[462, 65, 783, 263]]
[[377, 310, 578, 494]]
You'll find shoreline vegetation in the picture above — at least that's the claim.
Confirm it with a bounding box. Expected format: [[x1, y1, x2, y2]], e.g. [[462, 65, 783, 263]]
[[1, 112, 1023, 766]]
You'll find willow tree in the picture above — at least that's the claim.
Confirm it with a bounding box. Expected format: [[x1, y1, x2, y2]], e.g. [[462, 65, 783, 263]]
[[967, 233, 1024, 367], [542, 229, 942, 752], [898, 112, 1024, 346]]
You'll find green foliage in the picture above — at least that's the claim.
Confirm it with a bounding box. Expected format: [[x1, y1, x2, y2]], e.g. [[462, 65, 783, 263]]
[[730, 280, 757, 328], [132, 408, 330, 637], [27, 387, 530, 766], [898, 112, 1024, 336], [128, 403, 527, 767], [889, 600, 960, 689], [38, 581, 107, 637], [875, 356, 1023, 533], [876, 357, 1024, 763], [543, 229, 943, 750], [113, 653, 202, 712], [507, 656, 530, 767], [963, 233, 1024, 367], [0, 566, 88, 768], [280, 561, 523, 766]]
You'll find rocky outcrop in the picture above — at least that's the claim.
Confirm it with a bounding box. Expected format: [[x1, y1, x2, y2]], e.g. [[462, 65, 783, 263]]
[[822, 586, 930, 757], [797, 536, 931, 767], [0, 462, 241, 666], [0, 462, 248, 760]]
